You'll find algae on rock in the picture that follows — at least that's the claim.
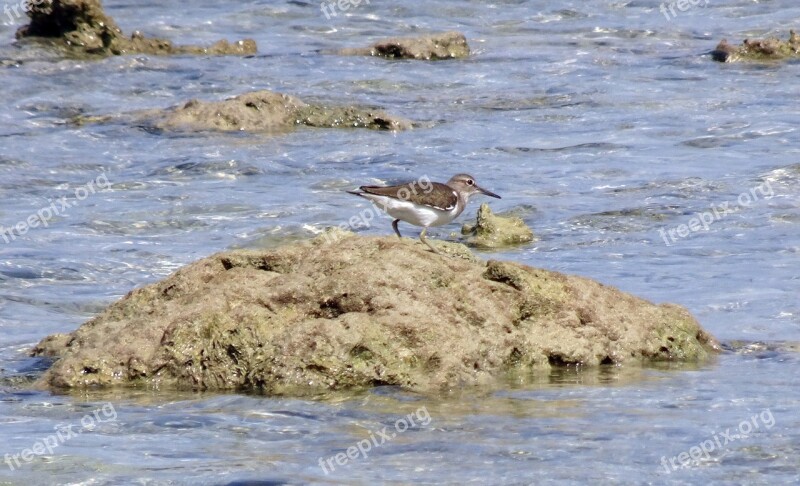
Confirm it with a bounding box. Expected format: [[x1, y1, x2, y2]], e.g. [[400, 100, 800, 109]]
[[154, 90, 413, 132], [712, 30, 800, 62], [16, 0, 256, 57], [73, 90, 413, 133], [33, 233, 719, 394], [461, 203, 536, 249], [337, 31, 470, 60]]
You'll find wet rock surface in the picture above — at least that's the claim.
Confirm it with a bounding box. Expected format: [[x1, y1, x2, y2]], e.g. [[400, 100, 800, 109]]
[[15, 0, 257, 57], [33, 232, 719, 394], [337, 31, 470, 60], [150, 90, 413, 132], [461, 203, 536, 249], [712, 30, 800, 62]]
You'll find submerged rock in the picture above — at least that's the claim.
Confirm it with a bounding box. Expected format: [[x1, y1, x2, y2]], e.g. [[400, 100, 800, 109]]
[[33, 232, 719, 394], [461, 203, 536, 249], [151, 90, 412, 132], [722, 340, 800, 356], [712, 30, 800, 62], [337, 31, 470, 60], [16, 0, 256, 57]]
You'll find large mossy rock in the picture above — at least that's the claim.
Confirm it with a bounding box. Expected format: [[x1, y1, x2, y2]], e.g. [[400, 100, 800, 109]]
[[75, 90, 413, 132], [16, 0, 256, 56], [33, 233, 719, 393], [153, 90, 413, 132]]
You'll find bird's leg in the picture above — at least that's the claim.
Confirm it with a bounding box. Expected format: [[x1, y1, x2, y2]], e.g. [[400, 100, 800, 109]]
[[419, 227, 440, 254], [392, 219, 402, 238]]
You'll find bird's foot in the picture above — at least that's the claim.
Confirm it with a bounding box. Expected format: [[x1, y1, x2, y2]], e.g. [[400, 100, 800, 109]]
[[419, 228, 441, 255]]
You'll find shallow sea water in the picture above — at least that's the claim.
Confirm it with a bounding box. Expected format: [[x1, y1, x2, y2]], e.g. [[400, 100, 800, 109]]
[[0, 0, 799, 484]]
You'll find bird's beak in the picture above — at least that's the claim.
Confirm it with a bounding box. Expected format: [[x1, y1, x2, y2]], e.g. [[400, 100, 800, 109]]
[[477, 185, 501, 199]]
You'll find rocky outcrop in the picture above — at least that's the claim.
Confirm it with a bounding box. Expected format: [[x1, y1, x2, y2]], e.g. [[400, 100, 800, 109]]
[[152, 90, 413, 132], [15, 0, 256, 56], [337, 31, 470, 60], [32, 232, 719, 394], [461, 203, 536, 249], [712, 30, 800, 62], [72, 90, 413, 132]]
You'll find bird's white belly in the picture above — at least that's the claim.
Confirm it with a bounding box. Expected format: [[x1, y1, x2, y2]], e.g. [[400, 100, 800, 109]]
[[366, 195, 457, 227]]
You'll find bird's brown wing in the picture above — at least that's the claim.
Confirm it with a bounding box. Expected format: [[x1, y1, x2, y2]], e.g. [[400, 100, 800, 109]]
[[359, 181, 457, 211]]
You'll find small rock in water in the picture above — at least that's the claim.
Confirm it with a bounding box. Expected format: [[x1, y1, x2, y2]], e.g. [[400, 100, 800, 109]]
[[461, 203, 536, 249], [712, 30, 800, 62], [336, 31, 470, 60]]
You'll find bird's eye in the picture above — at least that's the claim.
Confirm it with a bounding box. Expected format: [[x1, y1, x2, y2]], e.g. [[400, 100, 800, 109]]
[[466, 179, 474, 186]]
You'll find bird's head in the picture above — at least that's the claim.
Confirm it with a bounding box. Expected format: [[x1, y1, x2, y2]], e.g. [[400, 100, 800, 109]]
[[447, 173, 501, 201]]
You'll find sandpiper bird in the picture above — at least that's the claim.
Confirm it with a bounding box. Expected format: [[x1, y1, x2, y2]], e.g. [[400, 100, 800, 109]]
[[348, 174, 501, 253]]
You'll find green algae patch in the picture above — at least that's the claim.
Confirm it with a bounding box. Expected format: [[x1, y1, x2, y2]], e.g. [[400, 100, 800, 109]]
[[32, 234, 719, 394]]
